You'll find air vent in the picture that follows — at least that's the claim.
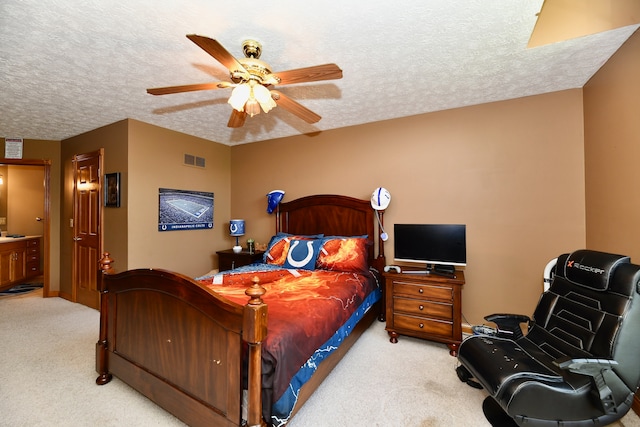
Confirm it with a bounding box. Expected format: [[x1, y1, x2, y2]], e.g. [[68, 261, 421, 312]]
[[184, 153, 206, 168]]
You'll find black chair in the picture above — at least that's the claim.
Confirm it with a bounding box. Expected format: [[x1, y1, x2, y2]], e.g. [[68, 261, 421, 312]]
[[456, 249, 640, 426]]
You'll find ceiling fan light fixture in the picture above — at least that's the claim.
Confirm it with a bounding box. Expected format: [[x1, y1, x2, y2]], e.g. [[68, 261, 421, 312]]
[[228, 80, 276, 116], [228, 83, 251, 111], [245, 98, 261, 117], [253, 83, 276, 113]]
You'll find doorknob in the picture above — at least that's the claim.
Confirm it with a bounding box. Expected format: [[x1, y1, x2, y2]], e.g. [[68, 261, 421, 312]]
[[36, 217, 43, 222], [73, 236, 83, 241]]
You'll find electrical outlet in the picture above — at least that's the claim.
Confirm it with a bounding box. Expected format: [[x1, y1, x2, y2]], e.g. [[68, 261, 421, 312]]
[[0, 217, 5, 225]]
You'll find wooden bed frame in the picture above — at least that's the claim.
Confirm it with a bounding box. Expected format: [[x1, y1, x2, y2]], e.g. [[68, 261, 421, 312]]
[[95, 194, 386, 427]]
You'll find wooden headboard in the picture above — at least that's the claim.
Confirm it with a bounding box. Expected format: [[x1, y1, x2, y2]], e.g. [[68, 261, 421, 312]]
[[276, 194, 384, 270]]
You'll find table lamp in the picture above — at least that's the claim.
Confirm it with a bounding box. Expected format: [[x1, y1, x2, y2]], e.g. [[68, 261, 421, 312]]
[[229, 219, 245, 253]]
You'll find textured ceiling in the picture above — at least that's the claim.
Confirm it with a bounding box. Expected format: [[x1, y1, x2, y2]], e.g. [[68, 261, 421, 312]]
[[1, 0, 638, 146]]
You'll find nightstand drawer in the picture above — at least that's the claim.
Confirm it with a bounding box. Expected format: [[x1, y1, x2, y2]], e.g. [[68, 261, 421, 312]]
[[393, 296, 452, 319], [394, 313, 453, 337], [393, 281, 453, 301]]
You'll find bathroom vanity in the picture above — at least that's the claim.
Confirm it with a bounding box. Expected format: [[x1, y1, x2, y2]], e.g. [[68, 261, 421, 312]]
[[0, 236, 41, 290]]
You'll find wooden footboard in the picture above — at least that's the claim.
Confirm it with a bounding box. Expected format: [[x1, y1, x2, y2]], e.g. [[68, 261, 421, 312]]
[[95, 253, 266, 427]]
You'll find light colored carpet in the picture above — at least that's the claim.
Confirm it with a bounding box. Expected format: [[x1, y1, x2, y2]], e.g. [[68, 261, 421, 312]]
[[1, 294, 639, 427]]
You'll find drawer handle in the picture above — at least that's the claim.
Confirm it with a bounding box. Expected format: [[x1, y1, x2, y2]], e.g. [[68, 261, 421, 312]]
[[418, 288, 423, 294], [419, 323, 424, 328], [418, 305, 424, 310]]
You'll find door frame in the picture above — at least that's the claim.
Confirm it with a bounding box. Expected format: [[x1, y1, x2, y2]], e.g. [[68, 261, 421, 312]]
[[0, 158, 51, 297]]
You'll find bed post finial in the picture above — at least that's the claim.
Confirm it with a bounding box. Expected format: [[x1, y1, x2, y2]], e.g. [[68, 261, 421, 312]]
[[99, 252, 115, 275], [246, 276, 266, 305]]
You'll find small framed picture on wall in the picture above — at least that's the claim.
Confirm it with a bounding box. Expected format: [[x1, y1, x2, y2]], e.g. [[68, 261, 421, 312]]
[[104, 173, 121, 207]]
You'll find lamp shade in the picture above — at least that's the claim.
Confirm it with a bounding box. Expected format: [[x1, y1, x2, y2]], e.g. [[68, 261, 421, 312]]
[[266, 190, 285, 214], [229, 219, 245, 236], [228, 84, 251, 112], [253, 83, 276, 113]]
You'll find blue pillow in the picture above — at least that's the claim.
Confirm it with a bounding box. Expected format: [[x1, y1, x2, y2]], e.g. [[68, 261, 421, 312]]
[[283, 239, 323, 270], [263, 232, 324, 263]]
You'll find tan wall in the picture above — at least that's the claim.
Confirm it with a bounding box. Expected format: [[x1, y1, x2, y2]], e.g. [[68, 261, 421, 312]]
[[127, 120, 231, 277], [231, 90, 586, 325], [584, 28, 640, 258], [60, 119, 231, 287], [61, 120, 129, 297], [0, 139, 62, 294]]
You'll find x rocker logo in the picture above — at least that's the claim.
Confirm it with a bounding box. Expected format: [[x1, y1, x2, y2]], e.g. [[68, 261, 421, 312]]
[[567, 260, 605, 274]]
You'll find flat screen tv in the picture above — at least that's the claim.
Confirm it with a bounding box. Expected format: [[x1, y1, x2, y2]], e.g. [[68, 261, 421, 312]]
[[394, 224, 466, 271]]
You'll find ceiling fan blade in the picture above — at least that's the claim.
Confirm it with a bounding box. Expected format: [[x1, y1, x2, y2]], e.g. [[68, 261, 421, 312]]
[[227, 109, 247, 128], [268, 64, 343, 85], [271, 90, 321, 124], [147, 82, 233, 96], [186, 34, 249, 78]]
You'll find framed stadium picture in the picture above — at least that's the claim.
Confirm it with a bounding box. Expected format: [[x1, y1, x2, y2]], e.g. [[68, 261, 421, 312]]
[[104, 173, 121, 207], [158, 188, 214, 232]]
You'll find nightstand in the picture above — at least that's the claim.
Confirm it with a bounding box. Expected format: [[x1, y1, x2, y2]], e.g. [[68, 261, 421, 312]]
[[216, 249, 264, 271], [383, 270, 465, 356]]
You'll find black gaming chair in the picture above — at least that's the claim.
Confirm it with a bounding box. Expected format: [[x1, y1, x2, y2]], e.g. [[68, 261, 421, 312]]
[[456, 249, 640, 426]]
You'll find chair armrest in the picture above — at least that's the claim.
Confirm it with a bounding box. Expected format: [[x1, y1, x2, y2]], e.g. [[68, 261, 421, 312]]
[[485, 313, 531, 339], [554, 357, 618, 374], [554, 357, 619, 414]]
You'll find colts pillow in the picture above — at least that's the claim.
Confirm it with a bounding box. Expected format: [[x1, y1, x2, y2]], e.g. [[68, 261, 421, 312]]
[[264, 233, 323, 266], [316, 237, 369, 273], [283, 239, 323, 270]]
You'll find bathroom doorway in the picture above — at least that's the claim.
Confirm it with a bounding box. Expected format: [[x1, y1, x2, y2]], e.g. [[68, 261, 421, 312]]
[[0, 159, 50, 296]]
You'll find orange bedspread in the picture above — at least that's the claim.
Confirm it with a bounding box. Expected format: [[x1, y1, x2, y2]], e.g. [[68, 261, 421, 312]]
[[198, 266, 379, 414]]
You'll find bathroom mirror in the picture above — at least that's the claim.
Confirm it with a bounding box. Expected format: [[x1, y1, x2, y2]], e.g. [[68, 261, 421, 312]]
[[0, 164, 46, 236]]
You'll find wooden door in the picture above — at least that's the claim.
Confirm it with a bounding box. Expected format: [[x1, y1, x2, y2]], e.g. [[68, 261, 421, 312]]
[[11, 247, 26, 283], [0, 243, 26, 288], [73, 150, 102, 309], [0, 248, 12, 287]]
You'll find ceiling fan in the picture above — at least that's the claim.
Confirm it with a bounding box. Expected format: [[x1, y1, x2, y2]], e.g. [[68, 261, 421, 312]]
[[147, 35, 343, 128]]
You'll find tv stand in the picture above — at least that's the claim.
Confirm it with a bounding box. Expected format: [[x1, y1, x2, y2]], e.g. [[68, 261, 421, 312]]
[[382, 269, 465, 356]]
